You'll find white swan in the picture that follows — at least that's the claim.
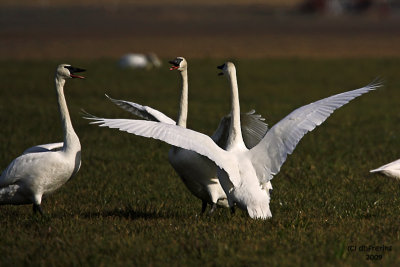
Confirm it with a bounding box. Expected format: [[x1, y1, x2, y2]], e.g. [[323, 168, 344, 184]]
[[118, 53, 162, 70], [104, 57, 269, 213], [0, 64, 85, 214], [86, 62, 380, 219], [370, 159, 400, 179]]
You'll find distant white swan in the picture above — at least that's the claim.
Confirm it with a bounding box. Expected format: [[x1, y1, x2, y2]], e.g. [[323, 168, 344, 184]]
[[104, 57, 269, 213], [86, 62, 380, 219], [118, 53, 162, 70], [370, 159, 400, 179], [0, 64, 85, 214]]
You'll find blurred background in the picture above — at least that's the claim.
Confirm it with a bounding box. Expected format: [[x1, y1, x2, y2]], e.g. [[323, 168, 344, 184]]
[[1, 0, 399, 60]]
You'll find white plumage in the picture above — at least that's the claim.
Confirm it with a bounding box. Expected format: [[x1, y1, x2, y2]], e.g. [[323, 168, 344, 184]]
[[370, 159, 400, 179], [104, 57, 269, 213], [22, 142, 64, 154], [0, 64, 85, 214], [86, 62, 380, 219], [118, 53, 162, 70]]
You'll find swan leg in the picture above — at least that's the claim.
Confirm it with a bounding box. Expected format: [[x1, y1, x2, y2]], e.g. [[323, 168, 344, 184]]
[[230, 206, 235, 215], [227, 198, 235, 215], [33, 204, 43, 215], [201, 200, 208, 214], [209, 203, 217, 214]]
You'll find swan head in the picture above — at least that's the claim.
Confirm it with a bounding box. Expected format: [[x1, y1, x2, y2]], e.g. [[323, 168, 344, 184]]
[[56, 64, 86, 80], [217, 62, 236, 78], [169, 57, 187, 72]]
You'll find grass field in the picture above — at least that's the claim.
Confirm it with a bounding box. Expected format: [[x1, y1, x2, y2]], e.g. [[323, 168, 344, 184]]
[[1, 58, 400, 265]]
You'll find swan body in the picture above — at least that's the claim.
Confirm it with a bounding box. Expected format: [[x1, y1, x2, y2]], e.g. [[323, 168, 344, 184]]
[[370, 159, 400, 179], [0, 64, 85, 214], [86, 62, 379, 219], [105, 57, 269, 213], [118, 53, 162, 70]]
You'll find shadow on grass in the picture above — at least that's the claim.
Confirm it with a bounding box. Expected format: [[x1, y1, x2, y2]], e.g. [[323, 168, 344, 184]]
[[81, 206, 177, 220]]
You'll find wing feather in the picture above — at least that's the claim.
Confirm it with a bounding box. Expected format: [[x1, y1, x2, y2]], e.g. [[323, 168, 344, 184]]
[[22, 142, 64, 154], [107, 95, 268, 149], [106, 94, 176, 124], [211, 110, 268, 149], [240, 110, 269, 149], [249, 81, 382, 184], [85, 115, 241, 186]]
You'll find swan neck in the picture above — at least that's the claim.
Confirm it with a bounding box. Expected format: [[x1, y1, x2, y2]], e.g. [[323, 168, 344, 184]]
[[227, 70, 243, 148], [55, 76, 79, 152], [177, 68, 188, 128]]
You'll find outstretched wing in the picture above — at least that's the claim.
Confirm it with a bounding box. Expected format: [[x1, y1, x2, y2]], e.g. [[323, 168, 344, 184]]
[[249, 81, 382, 184], [106, 94, 176, 124], [240, 110, 269, 149], [212, 110, 268, 149], [84, 114, 241, 186], [108, 95, 268, 149]]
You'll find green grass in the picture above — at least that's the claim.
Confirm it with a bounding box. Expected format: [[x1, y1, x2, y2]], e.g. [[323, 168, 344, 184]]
[[1, 58, 400, 266]]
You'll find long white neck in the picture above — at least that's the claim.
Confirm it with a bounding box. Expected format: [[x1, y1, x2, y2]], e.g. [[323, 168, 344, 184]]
[[176, 68, 188, 128], [226, 69, 244, 149], [55, 76, 80, 153]]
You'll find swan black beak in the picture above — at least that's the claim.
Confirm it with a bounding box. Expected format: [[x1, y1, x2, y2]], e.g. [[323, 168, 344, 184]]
[[169, 58, 182, 71], [217, 64, 225, 76], [65, 66, 86, 79]]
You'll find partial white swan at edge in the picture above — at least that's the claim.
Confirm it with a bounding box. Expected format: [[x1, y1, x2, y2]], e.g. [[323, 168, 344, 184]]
[[0, 64, 85, 214], [370, 159, 400, 179], [86, 62, 380, 219]]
